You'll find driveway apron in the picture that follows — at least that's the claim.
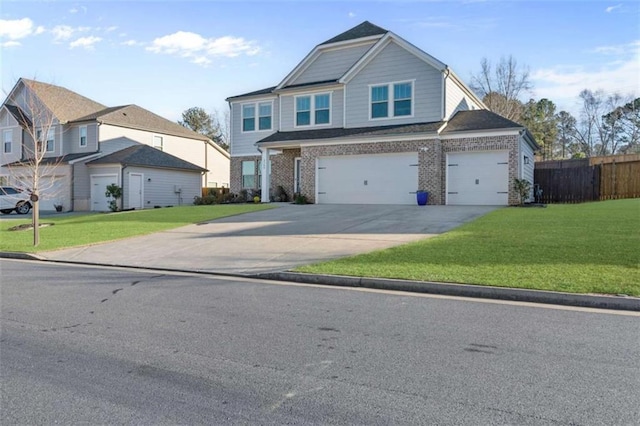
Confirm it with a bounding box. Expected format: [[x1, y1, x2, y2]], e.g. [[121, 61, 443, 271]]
[[38, 204, 498, 274]]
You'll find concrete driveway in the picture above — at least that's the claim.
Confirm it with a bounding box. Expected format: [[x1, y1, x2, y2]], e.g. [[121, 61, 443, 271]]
[[39, 204, 498, 275]]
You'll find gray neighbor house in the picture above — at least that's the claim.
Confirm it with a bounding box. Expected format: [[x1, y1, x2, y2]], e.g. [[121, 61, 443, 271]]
[[227, 21, 538, 205]]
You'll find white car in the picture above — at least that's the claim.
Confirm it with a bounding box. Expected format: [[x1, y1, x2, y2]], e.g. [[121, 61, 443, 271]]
[[0, 186, 32, 214]]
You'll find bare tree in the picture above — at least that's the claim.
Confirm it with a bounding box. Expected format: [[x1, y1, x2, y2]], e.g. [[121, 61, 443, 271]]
[[471, 55, 533, 121], [3, 82, 63, 246], [212, 108, 230, 151]]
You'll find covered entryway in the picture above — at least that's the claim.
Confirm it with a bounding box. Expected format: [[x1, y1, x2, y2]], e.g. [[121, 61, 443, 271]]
[[446, 151, 509, 205], [316, 153, 418, 204], [91, 174, 118, 211]]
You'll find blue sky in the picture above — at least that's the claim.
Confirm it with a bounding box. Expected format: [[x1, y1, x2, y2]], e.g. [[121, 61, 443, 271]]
[[1, 1, 638, 122]]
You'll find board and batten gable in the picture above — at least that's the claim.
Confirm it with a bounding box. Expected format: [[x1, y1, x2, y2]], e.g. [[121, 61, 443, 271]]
[[229, 97, 278, 156], [121, 166, 201, 209], [344, 40, 443, 128], [279, 87, 344, 131], [289, 42, 377, 86]]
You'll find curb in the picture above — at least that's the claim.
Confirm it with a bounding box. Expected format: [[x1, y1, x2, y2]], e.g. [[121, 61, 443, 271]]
[[3, 253, 638, 312], [253, 272, 640, 312]]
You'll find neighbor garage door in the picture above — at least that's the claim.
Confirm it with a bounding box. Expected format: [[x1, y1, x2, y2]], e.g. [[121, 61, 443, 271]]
[[447, 151, 509, 205], [317, 153, 418, 204], [91, 174, 118, 211]]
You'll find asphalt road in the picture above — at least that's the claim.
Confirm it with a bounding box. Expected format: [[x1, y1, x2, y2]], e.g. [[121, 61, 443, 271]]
[[2, 260, 639, 425]]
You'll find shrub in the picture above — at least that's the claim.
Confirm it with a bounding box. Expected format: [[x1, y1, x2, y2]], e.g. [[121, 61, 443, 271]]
[[513, 178, 532, 206], [105, 184, 123, 212]]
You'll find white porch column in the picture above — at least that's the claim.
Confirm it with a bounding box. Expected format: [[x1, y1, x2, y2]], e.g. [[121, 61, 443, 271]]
[[261, 148, 270, 203]]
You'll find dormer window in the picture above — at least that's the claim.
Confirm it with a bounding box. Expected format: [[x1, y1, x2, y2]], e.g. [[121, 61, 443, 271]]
[[295, 93, 331, 127], [370, 80, 414, 120]]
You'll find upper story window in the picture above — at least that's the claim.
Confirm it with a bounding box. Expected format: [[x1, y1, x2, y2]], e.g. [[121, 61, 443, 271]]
[[370, 81, 414, 120], [79, 126, 87, 147], [39, 128, 55, 152], [3, 129, 11, 153], [153, 135, 163, 151], [242, 101, 272, 132], [296, 93, 331, 127]]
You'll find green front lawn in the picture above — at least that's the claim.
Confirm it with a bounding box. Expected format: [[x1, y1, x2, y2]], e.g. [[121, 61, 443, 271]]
[[0, 204, 273, 253], [297, 199, 640, 296]]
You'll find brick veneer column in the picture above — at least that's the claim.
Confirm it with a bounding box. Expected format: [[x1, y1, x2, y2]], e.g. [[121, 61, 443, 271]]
[[270, 148, 300, 201], [419, 139, 442, 204]]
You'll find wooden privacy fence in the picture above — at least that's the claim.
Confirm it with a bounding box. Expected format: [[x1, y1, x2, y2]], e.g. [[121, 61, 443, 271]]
[[534, 157, 640, 203]]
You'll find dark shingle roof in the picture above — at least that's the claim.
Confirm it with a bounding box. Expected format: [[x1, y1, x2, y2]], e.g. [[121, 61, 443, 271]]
[[21, 78, 107, 123], [72, 104, 209, 142], [4, 104, 32, 127], [443, 110, 524, 133], [87, 144, 206, 172], [320, 21, 388, 45], [258, 121, 443, 145], [4, 152, 99, 167], [226, 86, 277, 101]]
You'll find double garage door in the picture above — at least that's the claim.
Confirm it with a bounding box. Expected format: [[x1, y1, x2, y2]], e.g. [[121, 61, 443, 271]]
[[317, 153, 418, 205], [315, 150, 509, 205]]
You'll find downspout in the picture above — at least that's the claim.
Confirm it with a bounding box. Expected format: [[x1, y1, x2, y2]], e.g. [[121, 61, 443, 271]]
[[121, 164, 127, 210], [442, 67, 451, 121]]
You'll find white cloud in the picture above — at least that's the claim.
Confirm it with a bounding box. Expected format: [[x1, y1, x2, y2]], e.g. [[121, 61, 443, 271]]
[[51, 25, 74, 41], [532, 40, 640, 113], [348, 12, 356, 18], [35, 26, 45, 35], [69, 7, 78, 13], [0, 18, 35, 40], [105, 26, 118, 32], [121, 39, 143, 47], [51, 25, 90, 41], [69, 36, 102, 50], [1, 40, 22, 48], [605, 4, 621, 13], [146, 31, 260, 66]]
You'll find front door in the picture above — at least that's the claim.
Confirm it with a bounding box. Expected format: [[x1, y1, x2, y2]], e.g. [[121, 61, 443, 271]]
[[294, 157, 301, 194], [129, 173, 143, 209]]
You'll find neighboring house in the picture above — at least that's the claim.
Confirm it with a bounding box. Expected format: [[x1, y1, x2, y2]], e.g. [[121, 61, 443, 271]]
[[0, 78, 229, 211], [226, 21, 538, 205]]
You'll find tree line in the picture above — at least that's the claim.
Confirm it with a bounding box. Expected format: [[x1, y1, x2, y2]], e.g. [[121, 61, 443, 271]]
[[471, 55, 639, 160]]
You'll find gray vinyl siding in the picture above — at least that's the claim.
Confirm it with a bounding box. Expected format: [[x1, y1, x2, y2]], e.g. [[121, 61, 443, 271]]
[[230, 98, 278, 157], [122, 166, 201, 209], [280, 88, 344, 131], [521, 137, 535, 184], [0, 110, 22, 166], [99, 136, 139, 155], [291, 42, 376, 86], [64, 123, 99, 154], [345, 40, 443, 128], [445, 78, 482, 119], [73, 160, 92, 211]]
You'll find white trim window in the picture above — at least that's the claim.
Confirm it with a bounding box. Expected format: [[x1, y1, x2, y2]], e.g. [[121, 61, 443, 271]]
[[241, 160, 256, 188], [242, 101, 273, 132], [153, 135, 163, 151], [45, 128, 55, 152], [3, 129, 11, 153], [79, 126, 87, 147], [295, 93, 331, 127], [370, 80, 414, 120]]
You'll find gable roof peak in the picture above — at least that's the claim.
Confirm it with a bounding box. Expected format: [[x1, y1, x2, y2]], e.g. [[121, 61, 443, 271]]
[[320, 21, 388, 46]]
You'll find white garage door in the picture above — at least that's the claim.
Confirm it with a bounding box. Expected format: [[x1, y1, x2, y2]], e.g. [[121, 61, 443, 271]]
[[317, 153, 418, 204], [38, 176, 65, 210], [91, 175, 118, 211], [447, 151, 509, 205]]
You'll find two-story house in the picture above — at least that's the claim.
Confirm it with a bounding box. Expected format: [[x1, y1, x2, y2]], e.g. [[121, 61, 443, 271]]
[[0, 78, 230, 211], [226, 21, 537, 205]]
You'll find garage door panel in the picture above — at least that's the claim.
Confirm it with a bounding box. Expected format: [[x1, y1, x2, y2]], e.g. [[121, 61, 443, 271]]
[[447, 151, 509, 205], [317, 153, 418, 205]]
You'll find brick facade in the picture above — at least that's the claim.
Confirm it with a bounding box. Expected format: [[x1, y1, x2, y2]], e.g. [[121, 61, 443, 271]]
[[230, 133, 521, 205]]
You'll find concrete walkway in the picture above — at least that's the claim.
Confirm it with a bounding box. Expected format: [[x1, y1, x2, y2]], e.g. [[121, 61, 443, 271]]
[[38, 204, 497, 275]]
